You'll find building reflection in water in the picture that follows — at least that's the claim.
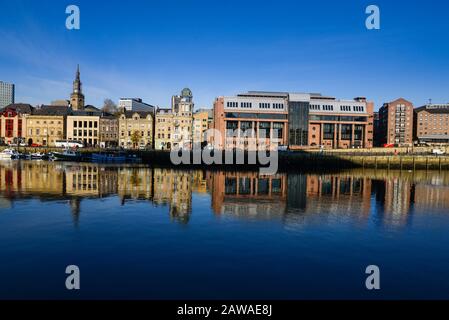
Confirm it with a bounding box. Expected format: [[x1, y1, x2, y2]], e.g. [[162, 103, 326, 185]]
[[1, 162, 449, 226], [210, 172, 288, 219]]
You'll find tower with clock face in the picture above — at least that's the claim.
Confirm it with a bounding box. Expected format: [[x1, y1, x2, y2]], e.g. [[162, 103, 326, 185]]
[[70, 65, 85, 110]]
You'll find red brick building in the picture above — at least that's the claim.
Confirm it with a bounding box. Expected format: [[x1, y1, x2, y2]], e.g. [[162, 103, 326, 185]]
[[0, 104, 34, 145], [378, 98, 414, 147]]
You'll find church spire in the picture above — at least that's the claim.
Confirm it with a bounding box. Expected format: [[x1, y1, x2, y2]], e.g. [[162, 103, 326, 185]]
[[76, 64, 80, 80], [71, 64, 85, 110]]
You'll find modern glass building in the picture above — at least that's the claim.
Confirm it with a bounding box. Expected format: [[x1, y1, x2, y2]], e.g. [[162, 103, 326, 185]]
[[288, 94, 310, 148], [0, 81, 15, 109]]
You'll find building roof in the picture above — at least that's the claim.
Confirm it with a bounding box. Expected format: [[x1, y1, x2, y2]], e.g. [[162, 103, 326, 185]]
[[33, 105, 72, 116], [238, 91, 289, 98], [415, 104, 449, 114], [1, 103, 34, 114], [196, 108, 213, 118], [418, 134, 449, 140], [181, 88, 193, 97], [84, 105, 100, 111], [70, 105, 104, 117], [383, 98, 413, 107], [123, 110, 153, 118]]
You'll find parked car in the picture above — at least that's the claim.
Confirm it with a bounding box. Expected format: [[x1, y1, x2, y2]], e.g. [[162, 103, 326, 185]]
[[30, 143, 43, 147]]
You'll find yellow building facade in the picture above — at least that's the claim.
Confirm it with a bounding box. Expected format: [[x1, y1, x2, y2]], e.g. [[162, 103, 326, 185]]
[[193, 111, 209, 148], [155, 109, 173, 150], [118, 111, 154, 149], [26, 115, 65, 147]]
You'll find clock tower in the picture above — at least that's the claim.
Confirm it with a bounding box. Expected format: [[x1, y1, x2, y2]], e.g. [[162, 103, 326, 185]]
[[70, 65, 85, 110]]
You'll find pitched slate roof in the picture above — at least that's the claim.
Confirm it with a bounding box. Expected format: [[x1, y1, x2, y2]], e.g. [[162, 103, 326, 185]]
[[1, 103, 34, 114], [33, 105, 72, 116], [123, 111, 153, 118]]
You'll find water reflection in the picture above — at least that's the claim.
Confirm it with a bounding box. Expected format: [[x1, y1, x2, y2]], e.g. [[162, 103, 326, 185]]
[[1, 161, 449, 226]]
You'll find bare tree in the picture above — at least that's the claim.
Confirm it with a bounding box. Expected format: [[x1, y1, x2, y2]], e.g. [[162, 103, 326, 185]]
[[102, 98, 118, 114]]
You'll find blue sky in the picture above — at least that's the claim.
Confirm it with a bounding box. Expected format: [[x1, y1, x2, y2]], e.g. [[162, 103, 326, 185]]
[[0, 0, 448, 110]]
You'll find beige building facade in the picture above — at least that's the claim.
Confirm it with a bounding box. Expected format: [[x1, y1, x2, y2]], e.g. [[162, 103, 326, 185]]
[[119, 111, 154, 149], [155, 108, 173, 150], [193, 110, 209, 148], [25, 105, 69, 147], [172, 88, 194, 150], [67, 115, 100, 147]]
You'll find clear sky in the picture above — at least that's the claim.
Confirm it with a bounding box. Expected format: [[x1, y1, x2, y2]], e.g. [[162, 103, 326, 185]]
[[0, 0, 448, 110]]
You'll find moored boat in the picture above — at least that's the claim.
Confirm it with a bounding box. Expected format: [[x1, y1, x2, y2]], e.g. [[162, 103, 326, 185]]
[[0, 149, 20, 160], [30, 152, 48, 160], [92, 152, 127, 163], [50, 149, 81, 162]]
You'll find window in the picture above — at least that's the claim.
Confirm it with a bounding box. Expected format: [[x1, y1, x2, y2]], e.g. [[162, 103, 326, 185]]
[[273, 122, 284, 139], [258, 122, 271, 138], [226, 121, 238, 137], [323, 124, 334, 140]]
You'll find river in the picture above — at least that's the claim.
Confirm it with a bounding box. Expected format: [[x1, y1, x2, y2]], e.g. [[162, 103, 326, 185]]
[[0, 161, 448, 299]]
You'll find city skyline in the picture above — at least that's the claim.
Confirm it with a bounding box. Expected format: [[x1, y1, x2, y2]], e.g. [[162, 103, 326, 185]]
[[1, 0, 449, 110]]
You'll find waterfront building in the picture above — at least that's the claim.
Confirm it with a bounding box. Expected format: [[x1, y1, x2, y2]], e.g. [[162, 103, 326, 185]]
[[414, 103, 449, 145], [378, 98, 414, 147], [66, 106, 103, 147], [155, 108, 173, 150], [213, 92, 289, 151], [373, 111, 381, 147], [118, 111, 154, 149], [25, 105, 70, 147], [118, 98, 156, 113], [213, 91, 374, 150], [197, 108, 214, 146], [0, 103, 33, 145], [99, 115, 119, 148], [305, 95, 374, 149], [0, 81, 15, 109], [70, 65, 85, 111], [193, 110, 209, 148], [285, 93, 374, 149], [172, 88, 194, 150]]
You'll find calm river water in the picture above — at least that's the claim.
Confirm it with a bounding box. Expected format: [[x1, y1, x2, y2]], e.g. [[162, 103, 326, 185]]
[[0, 161, 449, 299]]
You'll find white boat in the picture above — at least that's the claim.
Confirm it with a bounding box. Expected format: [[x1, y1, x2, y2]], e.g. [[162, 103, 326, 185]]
[[0, 149, 20, 160], [30, 152, 48, 160]]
